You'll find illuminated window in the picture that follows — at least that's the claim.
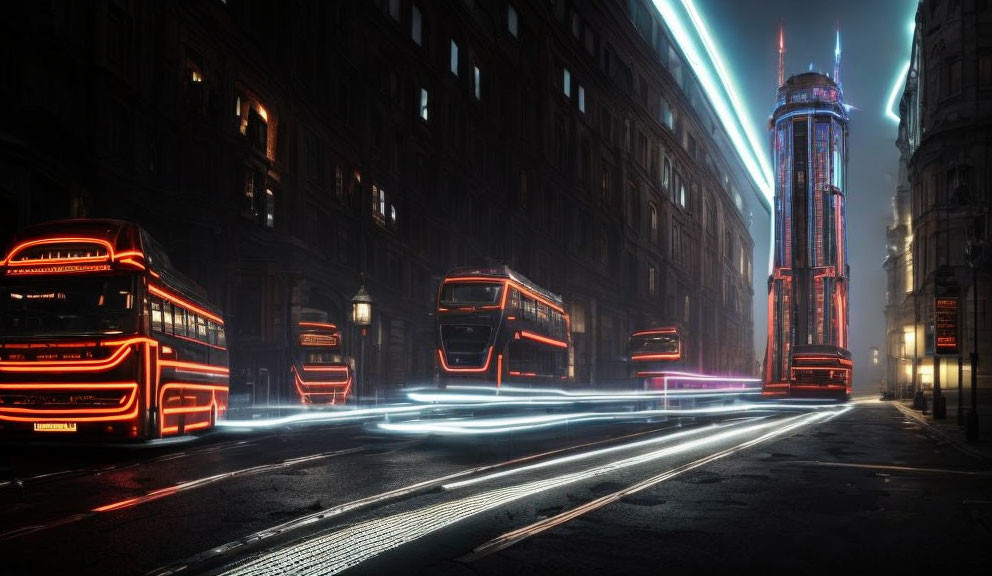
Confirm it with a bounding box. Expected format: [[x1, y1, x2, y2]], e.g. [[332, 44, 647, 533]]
[[649, 265, 657, 296], [578, 85, 585, 113], [450, 40, 459, 76], [663, 156, 671, 189], [151, 298, 163, 332], [679, 181, 686, 209], [265, 188, 275, 228], [563, 68, 571, 98], [474, 66, 481, 100], [412, 5, 422, 45], [419, 88, 429, 121], [243, 165, 263, 218], [508, 4, 519, 37]]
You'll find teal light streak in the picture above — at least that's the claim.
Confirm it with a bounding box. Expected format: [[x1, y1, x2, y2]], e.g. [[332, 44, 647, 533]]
[[652, 0, 774, 206]]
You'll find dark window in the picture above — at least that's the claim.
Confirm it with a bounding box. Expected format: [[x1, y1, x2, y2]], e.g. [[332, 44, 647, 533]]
[[980, 53, 992, 88]]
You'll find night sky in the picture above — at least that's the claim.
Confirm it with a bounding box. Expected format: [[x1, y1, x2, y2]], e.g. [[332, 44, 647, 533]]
[[696, 0, 919, 391]]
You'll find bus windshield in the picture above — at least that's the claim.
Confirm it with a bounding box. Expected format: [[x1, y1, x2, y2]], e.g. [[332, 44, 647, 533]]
[[631, 333, 679, 355], [300, 350, 343, 364], [440, 282, 503, 306], [0, 275, 139, 337]]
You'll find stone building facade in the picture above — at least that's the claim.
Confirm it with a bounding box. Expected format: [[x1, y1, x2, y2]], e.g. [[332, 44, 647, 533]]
[[0, 0, 762, 401]]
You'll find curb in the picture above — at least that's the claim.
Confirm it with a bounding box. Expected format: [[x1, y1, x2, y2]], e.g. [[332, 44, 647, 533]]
[[893, 401, 992, 463]]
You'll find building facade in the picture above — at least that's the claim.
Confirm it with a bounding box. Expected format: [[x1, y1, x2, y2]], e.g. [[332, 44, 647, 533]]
[[0, 0, 761, 402], [765, 72, 850, 386], [889, 0, 992, 407]]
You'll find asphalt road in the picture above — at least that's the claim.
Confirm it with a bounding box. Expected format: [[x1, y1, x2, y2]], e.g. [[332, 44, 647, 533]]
[[1, 397, 989, 575]]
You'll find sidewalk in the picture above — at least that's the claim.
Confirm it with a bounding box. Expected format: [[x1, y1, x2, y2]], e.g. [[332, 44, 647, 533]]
[[893, 395, 992, 463]]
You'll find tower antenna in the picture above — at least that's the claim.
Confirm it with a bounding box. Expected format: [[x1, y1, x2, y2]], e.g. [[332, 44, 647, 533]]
[[778, 21, 786, 86], [834, 24, 842, 88]]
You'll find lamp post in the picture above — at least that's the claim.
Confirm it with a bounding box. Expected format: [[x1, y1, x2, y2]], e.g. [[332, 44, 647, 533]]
[[965, 220, 985, 441], [351, 282, 373, 407]]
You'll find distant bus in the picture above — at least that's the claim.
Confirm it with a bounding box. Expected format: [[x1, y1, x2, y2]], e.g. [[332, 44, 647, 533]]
[[785, 344, 852, 399], [0, 219, 228, 440], [291, 320, 351, 405], [630, 326, 758, 403], [629, 327, 685, 382], [436, 266, 571, 387]]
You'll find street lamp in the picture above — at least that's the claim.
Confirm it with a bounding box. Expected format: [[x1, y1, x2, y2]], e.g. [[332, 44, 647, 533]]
[[965, 217, 986, 441], [351, 282, 373, 407]]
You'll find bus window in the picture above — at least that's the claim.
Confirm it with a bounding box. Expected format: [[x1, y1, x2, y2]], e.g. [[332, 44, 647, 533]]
[[439, 282, 503, 306], [509, 288, 520, 312], [162, 301, 174, 335], [177, 307, 188, 338], [208, 321, 220, 346], [151, 298, 163, 333], [196, 313, 208, 341], [522, 296, 536, 320], [217, 326, 227, 348]]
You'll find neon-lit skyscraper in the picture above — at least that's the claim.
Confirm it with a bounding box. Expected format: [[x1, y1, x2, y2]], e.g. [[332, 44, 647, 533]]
[[764, 33, 851, 396]]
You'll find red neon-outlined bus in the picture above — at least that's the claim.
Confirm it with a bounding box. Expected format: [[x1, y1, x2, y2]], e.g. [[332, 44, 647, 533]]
[[436, 266, 572, 387], [629, 326, 685, 382], [631, 326, 759, 403], [291, 320, 351, 405], [0, 219, 228, 440], [779, 344, 852, 399]]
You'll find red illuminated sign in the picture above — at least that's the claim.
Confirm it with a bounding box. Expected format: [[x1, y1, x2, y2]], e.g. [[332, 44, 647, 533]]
[[935, 297, 958, 355], [299, 333, 339, 347]]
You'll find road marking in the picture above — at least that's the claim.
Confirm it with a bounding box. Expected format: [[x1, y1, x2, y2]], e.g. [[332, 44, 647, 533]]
[[0, 447, 365, 542], [216, 413, 827, 576], [792, 461, 992, 476], [145, 423, 689, 576], [0, 439, 258, 491], [463, 409, 836, 561]]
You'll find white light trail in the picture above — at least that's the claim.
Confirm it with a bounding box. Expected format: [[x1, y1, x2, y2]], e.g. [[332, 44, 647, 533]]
[[218, 404, 425, 429], [465, 407, 839, 559], [219, 410, 836, 576], [379, 401, 844, 437], [149, 426, 680, 576], [442, 419, 750, 490]]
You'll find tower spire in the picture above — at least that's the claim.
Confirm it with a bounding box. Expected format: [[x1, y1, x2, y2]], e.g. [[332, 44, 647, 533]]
[[833, 26, 841, 88], [778, 21, 785, 86]]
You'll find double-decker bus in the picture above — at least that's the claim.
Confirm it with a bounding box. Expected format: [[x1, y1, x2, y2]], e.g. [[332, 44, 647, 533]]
[[785, 344, 852, 399], [630, 326, 758, 404], [291, 319, 351, 405], [436, 266, 571, 387], [629, 326, 685, 382], [0, 219, 228, 440]]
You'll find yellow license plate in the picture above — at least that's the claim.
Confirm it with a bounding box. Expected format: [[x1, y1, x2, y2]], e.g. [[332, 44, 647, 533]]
[[33, 422, 78, 432]]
